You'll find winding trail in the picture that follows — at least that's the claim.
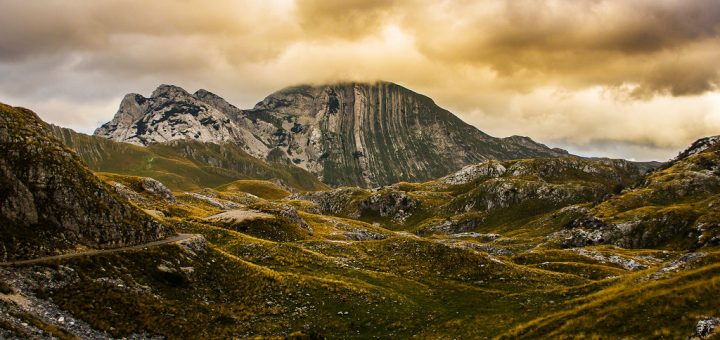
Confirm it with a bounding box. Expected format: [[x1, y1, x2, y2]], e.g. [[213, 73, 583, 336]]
[[0, 233, 199, 266]]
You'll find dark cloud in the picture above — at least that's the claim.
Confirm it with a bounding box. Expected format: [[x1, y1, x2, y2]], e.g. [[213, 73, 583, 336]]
[[0, 0, 290, 61], [294, 0, 398, 39], [407, 0, 720, 97], [0, 0, 719, 161]]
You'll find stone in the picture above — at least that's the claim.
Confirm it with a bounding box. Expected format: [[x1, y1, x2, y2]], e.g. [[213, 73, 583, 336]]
[[0, 103, 171, 261], [690, 317, 720, 339], [95, 82, 568, 188]]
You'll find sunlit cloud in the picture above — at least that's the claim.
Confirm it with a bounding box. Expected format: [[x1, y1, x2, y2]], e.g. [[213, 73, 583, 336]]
[[1, 0, 719, 161]]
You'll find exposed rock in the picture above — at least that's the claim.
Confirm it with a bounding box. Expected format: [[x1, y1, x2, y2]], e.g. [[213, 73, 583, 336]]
[[552, 216, 613, 248], [250, 201, 313, 234], [440, 240, 514, 256], [647, 252, 706, 280], [112, 182, 145, 204], [359, 190, 419, 223], [441, 161, 507, 185], [0, 266, 114, 339], [443, 157, 644, 218], [291, 187, 366, 216], [0, 103, 171, 261], [690, 317, 720, 339], [675, 135, 720, 162], [340, 229, 387, 241], [205, 209, 274, 224], [554, 136, 720, 250], [452, 178, 603, 214], [95, 82, 568, 187], [417, 216, 486, 236], [141, 177, 176, 203], [95, 85, 255, 149], [446, 232, 502, 241], [573, 249, 648, 271], [184, 192, 240, 210]]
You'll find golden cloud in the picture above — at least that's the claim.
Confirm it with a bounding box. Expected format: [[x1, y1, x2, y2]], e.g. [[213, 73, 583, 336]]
[[1, 0, 719, 161]]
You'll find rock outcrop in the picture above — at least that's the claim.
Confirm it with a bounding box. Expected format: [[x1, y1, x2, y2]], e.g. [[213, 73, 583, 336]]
[[556, 135, 720, 250], [0, 103, 172, 261], [95, 82, 568, 187]]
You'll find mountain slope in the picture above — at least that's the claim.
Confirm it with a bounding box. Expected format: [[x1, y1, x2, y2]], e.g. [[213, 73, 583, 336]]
[[2, 106, 718, 338], [95, 82, 568, 187], [0, 103, 171, 261], [50, 125, 327, 192], [555, 136, 720, 250], [293, 156, 645, 235]]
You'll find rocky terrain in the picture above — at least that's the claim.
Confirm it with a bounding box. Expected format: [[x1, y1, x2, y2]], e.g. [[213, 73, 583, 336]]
[[1, 101, 719, 339], [0, 103, 171, 261], [555, 135, 720, 250], [50, 124, 327, 192], [96, 82, 568, 187]]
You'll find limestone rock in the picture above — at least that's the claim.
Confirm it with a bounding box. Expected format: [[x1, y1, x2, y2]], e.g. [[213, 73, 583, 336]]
[[690, 317, 720, 339], [95, 82, 568, 187]]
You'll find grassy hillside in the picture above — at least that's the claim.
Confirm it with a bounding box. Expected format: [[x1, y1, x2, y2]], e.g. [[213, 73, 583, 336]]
[[49, 125, 328, 192], [503, 248, 720, 338], [3, 105, 719, 338], [0, 103, 171, 261], [215, 180, 291, 199], [557, 137, 720, 250]]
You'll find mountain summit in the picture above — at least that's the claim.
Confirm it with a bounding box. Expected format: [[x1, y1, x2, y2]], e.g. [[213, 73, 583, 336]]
[[95, 82, 567, 187]]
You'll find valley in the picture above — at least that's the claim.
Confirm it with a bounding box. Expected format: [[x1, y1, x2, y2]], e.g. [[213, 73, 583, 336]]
[[1, 83, 719, 339]]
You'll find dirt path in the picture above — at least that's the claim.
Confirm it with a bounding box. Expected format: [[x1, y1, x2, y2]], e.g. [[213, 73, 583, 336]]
[[0, 233, 199, 266]]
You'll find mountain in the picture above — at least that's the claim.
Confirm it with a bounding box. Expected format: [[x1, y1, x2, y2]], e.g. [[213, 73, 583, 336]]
[[293, 156, 645, 232], [0, 103, 172, 261], [49, 125, 328, 192], [95, 82, 568, 187], [2, 100, 720, 338]]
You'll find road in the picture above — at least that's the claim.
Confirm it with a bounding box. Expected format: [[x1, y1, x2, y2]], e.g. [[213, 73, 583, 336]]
[[0, 233, 199, 266]]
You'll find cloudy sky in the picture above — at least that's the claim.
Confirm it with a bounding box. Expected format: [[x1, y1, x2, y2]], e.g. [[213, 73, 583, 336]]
[[1, 0, 720, 161]]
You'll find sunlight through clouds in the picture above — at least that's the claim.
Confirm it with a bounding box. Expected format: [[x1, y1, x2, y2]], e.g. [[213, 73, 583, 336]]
[[0, 0, 719, 161]]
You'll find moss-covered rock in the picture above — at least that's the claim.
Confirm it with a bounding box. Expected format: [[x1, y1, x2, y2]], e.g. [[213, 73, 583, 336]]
[[0, 103, 172, 261]]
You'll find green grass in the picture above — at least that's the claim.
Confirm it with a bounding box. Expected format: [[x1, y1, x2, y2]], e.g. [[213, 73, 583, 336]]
[[502, 250, 720, 339], [7, 101, 720, 338], [49, 125, 328, 192], [216, 180, 290, 200]]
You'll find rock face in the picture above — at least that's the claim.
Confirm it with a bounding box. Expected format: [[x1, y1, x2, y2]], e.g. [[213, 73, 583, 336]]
[[95, 82, 568, 187], [442, 157, 643, 215], [0, 103, 172, 261], [95, 86, 250, 147]]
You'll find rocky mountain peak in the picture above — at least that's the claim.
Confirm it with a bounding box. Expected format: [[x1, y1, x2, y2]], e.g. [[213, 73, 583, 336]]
[[94, 84, 248, 147], [151, 84, 192, 98], [95, 81, 569, 187], [194, 88, 243, 117]]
